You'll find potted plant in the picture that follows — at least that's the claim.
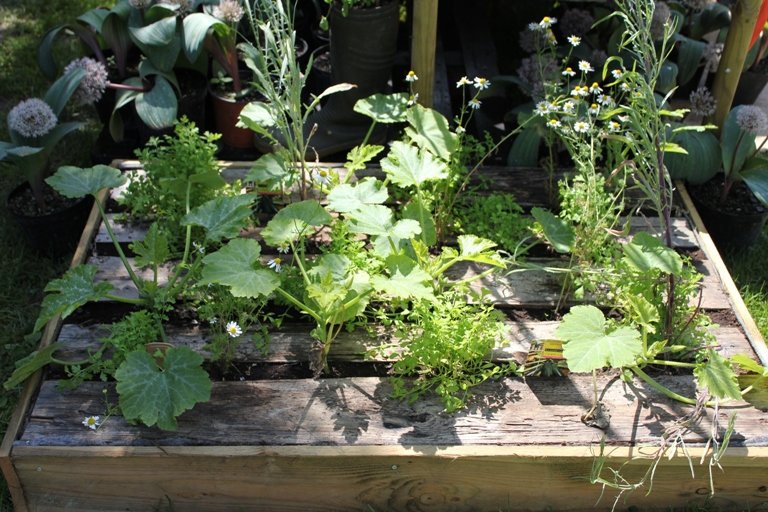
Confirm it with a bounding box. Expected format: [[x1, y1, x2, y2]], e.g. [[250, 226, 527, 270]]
[[683, 104, 768, 251], [0, 67, 93, 254], [204, 0, 256, 149], [38, 0, 220, 142]]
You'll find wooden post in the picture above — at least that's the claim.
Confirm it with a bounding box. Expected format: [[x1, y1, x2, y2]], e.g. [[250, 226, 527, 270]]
[[712, 0, 763, 129], [411, 0, 439, 107]]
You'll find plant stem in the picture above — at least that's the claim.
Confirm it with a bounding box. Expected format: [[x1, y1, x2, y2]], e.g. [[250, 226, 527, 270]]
[[631, 365, 697, 405], [97, 199, 142, 290]]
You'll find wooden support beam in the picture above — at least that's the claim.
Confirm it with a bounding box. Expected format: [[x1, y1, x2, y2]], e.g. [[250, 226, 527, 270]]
[[411, 0, 439, 107]]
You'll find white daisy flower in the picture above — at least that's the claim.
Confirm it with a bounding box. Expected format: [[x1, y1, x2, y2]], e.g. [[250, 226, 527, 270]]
[[597, 94, 614, 107], [588, 103, 599, 115], [589, 82, 602, 94], [473, 77, 491, 90], [82, 416, 100, 430], [562, 67, 576, 77], [225, 321, 242, 338], [267, 257, 283, 272], [607, 121, 621, 132], [567, 35, 581, 47], [405, 70, 418, 83], [611, 69, 623, 80], [562, 101, 576, 113], [547, 119, 562, 128], [456, 125, 466, 134], [578, 60, 594, 73], [573, 120, 590, 133], [456, 76, 472, 88], [468, 98, 482, 110], [277, 243, 290, 254], [539, 16, 557, 29], [535, 101, 552, 115]]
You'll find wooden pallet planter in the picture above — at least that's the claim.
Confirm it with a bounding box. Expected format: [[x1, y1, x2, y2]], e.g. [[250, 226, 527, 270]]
[[2, 162, 768, 512]]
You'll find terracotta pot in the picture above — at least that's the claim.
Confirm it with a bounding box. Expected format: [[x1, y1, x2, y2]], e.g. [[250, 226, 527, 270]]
[[145, 342, 174, 366], [209, 87, 254, 149]]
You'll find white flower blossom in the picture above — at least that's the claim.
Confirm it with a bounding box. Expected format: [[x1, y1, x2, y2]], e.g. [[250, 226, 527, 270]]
[[7, 98, 57, 138], [456, 76, 472, 88], [64, 57, 109, 105], [82, 416, 100, 430], [473, 77, 490, 90], [578, 60, 594, 73], [562, 101, 576, 113], [611, 69, 623, 80], [567, 35, 581, 47], [538, 16, 557, 29], [405, 70, 419, 83], [547, 119, 562, 128], [607, 121, 621, 132], [468, 98, 482, 110], [213, 0, 244, 24], [589, 82, 602, 94], [588, 103, 599, 115], [573, 120, 590, 133], [225, 321, 242, 338], [562, 67, 576, 77], [267, 257, 283, 272]]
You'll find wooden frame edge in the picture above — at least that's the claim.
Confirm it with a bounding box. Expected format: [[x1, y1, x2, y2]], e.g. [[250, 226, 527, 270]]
[[0, 186, 111, 512], [677, 181, 768, 366]]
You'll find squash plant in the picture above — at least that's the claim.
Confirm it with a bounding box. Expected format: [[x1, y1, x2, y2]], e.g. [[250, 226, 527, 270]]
[[4, 161, 256, 430]]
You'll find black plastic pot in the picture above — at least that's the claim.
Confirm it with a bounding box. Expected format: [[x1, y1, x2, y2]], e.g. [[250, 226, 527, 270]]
[[689, 181, 768, 253], [6, 182, 94, 257]]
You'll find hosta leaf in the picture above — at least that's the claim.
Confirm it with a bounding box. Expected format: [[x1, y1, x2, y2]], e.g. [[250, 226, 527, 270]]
[[115, 347, 211, 431], [183, 194, 256, 242], [405, 104, 459, 161], [131, 223, 170, 268], [623, 231, 683, 276], [261, 200, 331, 247], [531, 207, 574, 254], [36, 266, 114, 332], [372, 255, 435, 301], [46, 165, 126, 198], [200, 238, 279, 297], [354, 93, 409, 124], [380, 141, 448, 189], [327, 178, 388, 213], [695, 350, 742, 400], [135, 76, 177, 129], [557, 305, 642, 372]]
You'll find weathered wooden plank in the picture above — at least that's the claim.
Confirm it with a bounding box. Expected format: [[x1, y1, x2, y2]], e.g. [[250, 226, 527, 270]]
[[18, 376, 768, 448], [87, 252, 731, 309], [53, 322, 756, 368], [10, 444, 768, 512], [94, 214, 700, 251], [410, 0, 439, 108]]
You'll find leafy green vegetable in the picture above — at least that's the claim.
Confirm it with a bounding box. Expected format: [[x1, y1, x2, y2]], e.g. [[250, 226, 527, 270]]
[[46, 165, 126, 198], [35, 265, 114, 332], [115, 347, 211, 430], [557, 305, 643, 373], [200, 238, 279, 298]]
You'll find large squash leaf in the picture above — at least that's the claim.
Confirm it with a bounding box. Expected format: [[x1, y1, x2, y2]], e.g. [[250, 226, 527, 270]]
[[404, 104, 459, 161], [261, 200, 331, 247], [694, 350, 742, 400], [115, 347, 211, 431], [557, 305, 643, 373], [35, 265, 114, 332], [46, 165, 126, 198], [200, 238, 279, 298], [327, 178, 388, 213], [182, 194, 256, 242], [380, 141, 448, 189]]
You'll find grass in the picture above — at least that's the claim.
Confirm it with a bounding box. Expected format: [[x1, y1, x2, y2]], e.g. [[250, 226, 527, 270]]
[[724, 233, 768, 337], [0, 1, 107, 509]]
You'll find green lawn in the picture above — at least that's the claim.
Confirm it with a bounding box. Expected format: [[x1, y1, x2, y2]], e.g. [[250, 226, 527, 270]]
[[0, 1, 107, 509]]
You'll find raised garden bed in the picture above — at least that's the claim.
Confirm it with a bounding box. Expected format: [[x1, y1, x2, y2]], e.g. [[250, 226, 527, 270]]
[[2, 162, 768, 512]]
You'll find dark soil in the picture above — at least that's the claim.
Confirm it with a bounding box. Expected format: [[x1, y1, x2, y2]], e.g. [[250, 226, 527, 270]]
[[689, 178, 768, 216], [7, 183, 82, 217]]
